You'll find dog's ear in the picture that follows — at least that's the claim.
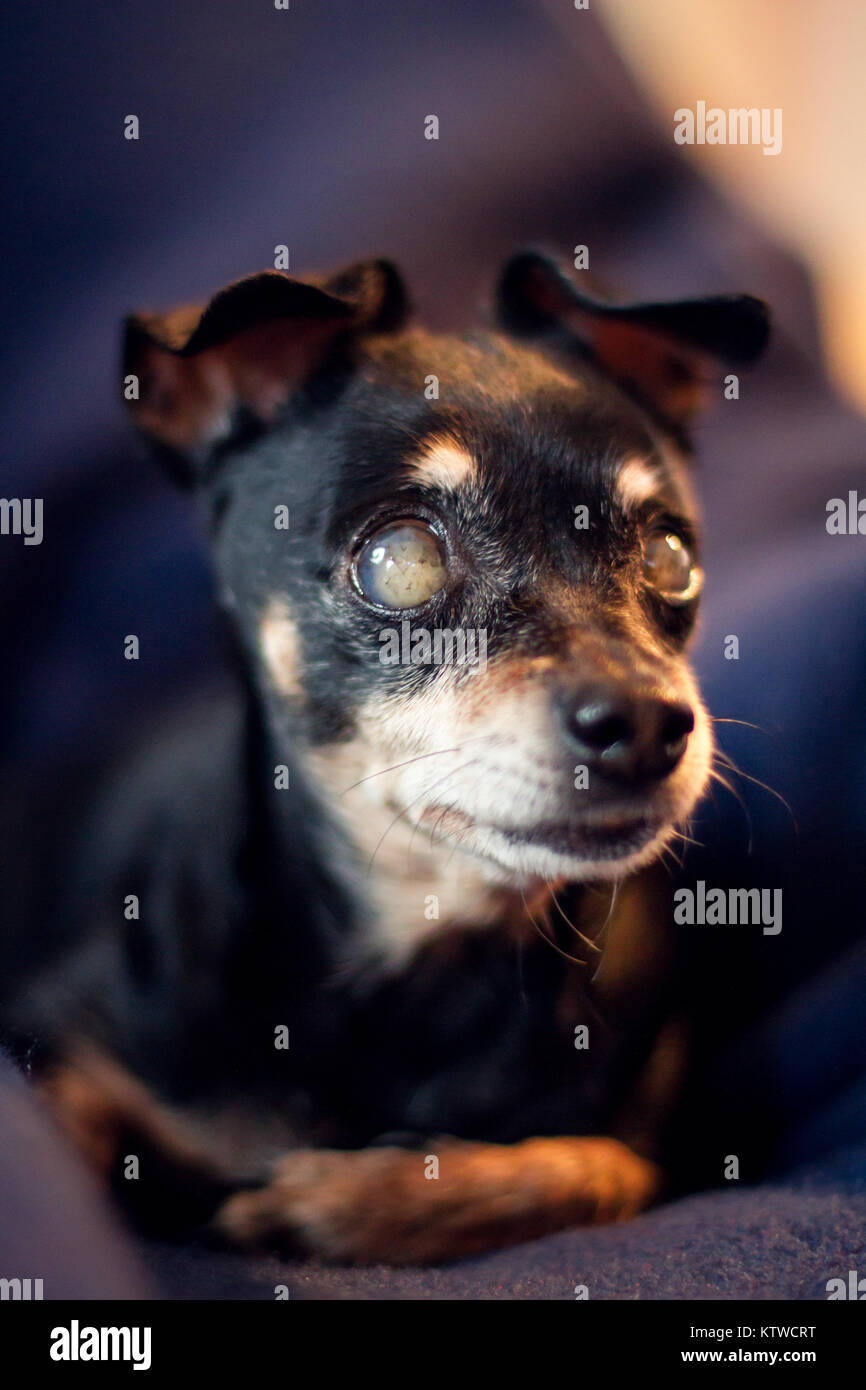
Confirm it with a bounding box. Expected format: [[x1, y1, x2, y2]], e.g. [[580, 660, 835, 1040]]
[[123, 259, 409, 477], [496, 251, 769, 431]]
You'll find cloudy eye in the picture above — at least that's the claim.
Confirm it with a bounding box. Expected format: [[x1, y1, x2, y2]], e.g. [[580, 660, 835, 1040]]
[[352, 520, 448, 610], [642, 529, 702, 603]]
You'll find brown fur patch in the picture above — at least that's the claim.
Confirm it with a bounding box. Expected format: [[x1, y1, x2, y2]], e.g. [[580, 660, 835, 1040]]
[[260, 597, 304, 699], [215, 1135, 661, 1264], [38, 1045, 222, 1180]]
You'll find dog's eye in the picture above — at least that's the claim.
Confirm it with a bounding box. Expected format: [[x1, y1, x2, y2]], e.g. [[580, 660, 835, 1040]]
[[642, 530, 702, 603], [352, 520, 447, 609]]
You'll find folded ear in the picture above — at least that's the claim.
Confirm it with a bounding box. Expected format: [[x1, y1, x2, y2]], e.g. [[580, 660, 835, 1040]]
[[123, 259, 409, 475], [496, 251, 769, 431]]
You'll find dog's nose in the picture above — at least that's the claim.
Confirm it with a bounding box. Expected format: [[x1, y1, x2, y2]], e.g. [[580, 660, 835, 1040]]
[[564, 685, 694, 783]]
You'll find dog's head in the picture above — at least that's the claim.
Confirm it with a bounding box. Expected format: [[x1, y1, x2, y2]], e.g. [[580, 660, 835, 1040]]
[[123, 254, 768, 897]]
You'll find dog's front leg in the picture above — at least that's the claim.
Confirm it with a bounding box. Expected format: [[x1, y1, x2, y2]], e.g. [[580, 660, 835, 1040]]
[[214, 1136, 660, 1265]]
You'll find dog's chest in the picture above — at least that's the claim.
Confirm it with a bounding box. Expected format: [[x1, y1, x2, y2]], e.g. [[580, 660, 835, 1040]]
[[290, 919, 624, 1148]]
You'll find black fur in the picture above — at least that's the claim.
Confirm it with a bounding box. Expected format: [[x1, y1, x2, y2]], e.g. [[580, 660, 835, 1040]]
[[2, 253, 768, 1237]]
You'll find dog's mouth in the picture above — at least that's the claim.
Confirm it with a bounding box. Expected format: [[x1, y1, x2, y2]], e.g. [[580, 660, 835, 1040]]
[[498, 815, 659, 855], [417, 804, 663, 863]]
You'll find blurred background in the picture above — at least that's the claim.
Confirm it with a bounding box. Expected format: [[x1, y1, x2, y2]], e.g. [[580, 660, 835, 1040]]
[[1, 0, 865, 1297]]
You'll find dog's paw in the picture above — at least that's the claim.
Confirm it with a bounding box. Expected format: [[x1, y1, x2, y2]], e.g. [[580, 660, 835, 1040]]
[[213, 1136, 661, 1264]]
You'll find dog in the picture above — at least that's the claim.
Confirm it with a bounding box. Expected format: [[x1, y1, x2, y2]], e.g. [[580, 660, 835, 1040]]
[[5, 252, 768, 1264]]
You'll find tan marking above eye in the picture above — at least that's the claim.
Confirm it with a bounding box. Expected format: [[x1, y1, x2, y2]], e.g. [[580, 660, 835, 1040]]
[[615, 456, 662, 512], [408, 438, 476, 491]]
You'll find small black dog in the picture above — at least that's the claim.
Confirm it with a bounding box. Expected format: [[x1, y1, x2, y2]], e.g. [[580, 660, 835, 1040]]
[[10, 253, 768, 1263]]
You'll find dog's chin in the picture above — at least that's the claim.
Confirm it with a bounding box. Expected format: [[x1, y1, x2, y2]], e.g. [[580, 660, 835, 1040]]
[[413, 805, 679, 885], [471, 822, 676, 883]]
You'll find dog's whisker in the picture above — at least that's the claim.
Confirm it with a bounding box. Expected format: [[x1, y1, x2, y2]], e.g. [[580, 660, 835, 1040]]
[[596, 879, 620, 940], [707, 762, 754, 850], [430, 799, 461, 849], [547, 882, 602, 955], [712, 751, 797, 828], [667, 826, 704, 850], [365, 757, 481, 875], [710, 716, 766, 733], [404, 769, 484, 863], [339, 733, 499, 798], [658, 839, 685, 872], [520, 885, 588, 968], [709, 766, 738, 796], [407, 791, 457, 860], [443, 815, 481, 869]]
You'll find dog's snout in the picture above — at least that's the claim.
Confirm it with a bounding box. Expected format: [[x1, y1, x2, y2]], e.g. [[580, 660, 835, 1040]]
[[564, 685, 694, 783]]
